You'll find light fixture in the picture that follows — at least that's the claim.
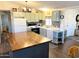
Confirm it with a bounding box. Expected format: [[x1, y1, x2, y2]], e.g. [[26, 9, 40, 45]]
[[23, 1, 32, 12], [23, 7, 26, 11]]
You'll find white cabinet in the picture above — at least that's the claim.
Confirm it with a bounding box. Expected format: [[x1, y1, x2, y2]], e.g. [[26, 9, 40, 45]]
[[40, 28, 44, 36], [12, 12, 25, 18], [47, 30, 53, 40], [25, 12, 44, 22], [44, 29, 47, 37], [40, 28, 47, 37], [40, 28, 53, 40], [52, 11, 61, 21], [40, 27, 64, 44]]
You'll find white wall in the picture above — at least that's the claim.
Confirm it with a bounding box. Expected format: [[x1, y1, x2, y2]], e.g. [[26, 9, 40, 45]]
[[61, 9, 78, 37], [0, 1, 25, 10]]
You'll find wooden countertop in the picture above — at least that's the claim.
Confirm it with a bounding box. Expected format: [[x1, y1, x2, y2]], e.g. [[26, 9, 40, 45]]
[[8, 32, 50, 51]]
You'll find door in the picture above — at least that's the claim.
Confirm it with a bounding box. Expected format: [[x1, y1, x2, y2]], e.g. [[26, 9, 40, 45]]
[[1, 14, 9, 32], [0, 11, 11, 33], [0, 14, 2, 32], [63, 9, 76, 37]]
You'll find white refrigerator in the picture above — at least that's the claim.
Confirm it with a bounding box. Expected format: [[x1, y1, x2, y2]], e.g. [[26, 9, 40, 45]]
[[12, 17, 27, 33]]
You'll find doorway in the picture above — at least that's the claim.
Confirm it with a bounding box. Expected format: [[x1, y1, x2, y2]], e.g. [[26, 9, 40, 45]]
[[0, 11, 12, 33]]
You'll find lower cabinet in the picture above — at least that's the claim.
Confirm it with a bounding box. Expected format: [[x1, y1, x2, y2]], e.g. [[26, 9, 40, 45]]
[[40, 28, 44, 36], [13, 42, 49, 58], [40, 28, 64, 44], [40, 28, 47, 37], [47, 30, 53, 40], [44, 29, 47, 37], [40, 28, 53, 40]]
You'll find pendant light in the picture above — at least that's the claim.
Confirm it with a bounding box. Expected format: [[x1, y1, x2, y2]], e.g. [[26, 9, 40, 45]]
[[24, 1, 32, 12]]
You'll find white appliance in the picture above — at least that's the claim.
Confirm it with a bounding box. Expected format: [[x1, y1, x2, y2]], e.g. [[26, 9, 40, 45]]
[[11, 12, 27, 33], [12, 18, 27, 33]]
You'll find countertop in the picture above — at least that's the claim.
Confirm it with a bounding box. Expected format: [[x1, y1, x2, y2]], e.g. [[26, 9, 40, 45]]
[[27, 26, 40, 28], [40, 26, 65, 32], [8, 32, 50, 51]]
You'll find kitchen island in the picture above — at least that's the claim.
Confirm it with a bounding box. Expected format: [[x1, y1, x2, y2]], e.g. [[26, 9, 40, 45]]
[[8, 32, 50, 58]]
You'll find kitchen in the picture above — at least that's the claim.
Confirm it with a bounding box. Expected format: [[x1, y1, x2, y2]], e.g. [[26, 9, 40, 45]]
[[0, 1, 79, 58]]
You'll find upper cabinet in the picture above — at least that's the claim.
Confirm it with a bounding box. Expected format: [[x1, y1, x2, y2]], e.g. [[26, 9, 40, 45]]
[[25, 12, 31, 21], [52, 11, 63, 21], [25, 11, 44, 22], [25, 12, 38, 22], [12, 12, 25, 18]]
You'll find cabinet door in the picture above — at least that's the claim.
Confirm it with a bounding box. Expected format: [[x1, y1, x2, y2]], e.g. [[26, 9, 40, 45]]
[[30, 13, 34, 22], [25, 13, 31, 21], [40, 28, 42, 35], [52, 11, 61, 21], [47, 30, 53, 40], [40, 28, 44, 36], [34, 13, 39, 22], [52, 31, 58, 43], [13, 12, 25, 18], [38, 13, 43, 20], [40, 28, 47, 37], [43, 29, 47, 37]]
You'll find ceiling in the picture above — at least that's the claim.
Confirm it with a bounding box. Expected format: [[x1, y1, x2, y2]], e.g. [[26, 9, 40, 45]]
[[16, 1, 79, 9]]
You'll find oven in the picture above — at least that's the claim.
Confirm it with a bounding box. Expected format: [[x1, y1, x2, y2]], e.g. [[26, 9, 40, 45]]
[[31, 28, 40, 34], [26, 22, 40, 34]]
